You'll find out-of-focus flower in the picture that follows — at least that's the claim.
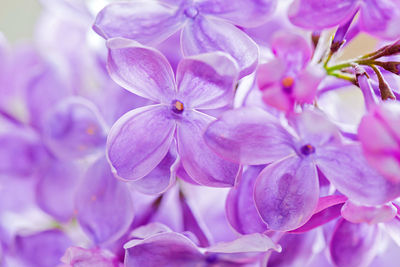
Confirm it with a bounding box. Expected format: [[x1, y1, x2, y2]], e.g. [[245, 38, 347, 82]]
[[60, 246, 122, 267], [94, 0, 278, 78], [106, 38, 241, 189], [358, 101, 400, 182], [256, 32, 324, 112]]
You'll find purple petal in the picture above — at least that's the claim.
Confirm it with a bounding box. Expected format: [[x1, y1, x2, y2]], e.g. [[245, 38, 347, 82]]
[[93, 1, 184, 45], [359, 0, 400, 40], [60, 246, 121, 267], [288, 0, 359, 30], [330, 219, 379, 267], [75, 156, 134, 245], [36, 160, 82, 222], [176, 52, 239, 110], [315, 144, 400, 205], [124, 232, 204, 266], [196, 0, 277, 27], [106, 38, 176, 103], [177, 110, 240, 187], [14, 229, 72, 267], [341, 201, 397, 224], [254, 156, 319, 231], [42, 97, 107, 159], [181, 16, 258, 78], [129, 146, 179, 195], [107, 105, 176, 181], [226, 165, 268, 234], [204, 107, 295, 165]]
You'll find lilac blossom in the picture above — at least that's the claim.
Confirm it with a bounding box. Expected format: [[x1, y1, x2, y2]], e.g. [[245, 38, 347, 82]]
[[205, 107, 400, 230], [93, 0, 277, 78], [105, 38, 241, 189], [289, 0, 400, 40]]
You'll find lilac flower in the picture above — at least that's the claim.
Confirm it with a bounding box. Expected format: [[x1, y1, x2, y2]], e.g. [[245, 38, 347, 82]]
[[205, 107, 400, 230], [105, 38, 241, 189], [60, 246, 122, 267], [289, 0, 400, 40], [358, 101, 400, 182], [94, 0, 278, 78], [124, 223, 280, 266], [256, 32, 324, 112]]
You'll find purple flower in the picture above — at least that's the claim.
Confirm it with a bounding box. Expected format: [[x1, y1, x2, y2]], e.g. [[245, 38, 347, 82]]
[[94, 0, 277, 78], [105, 38, 241, 189], [60, 246, 122, 267], [289, 0, 400, 40], [256, 32, 324, 112], [205, 107, 400, 230]]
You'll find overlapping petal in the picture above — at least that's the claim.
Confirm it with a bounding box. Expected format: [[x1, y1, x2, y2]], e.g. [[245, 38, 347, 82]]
[[107, 105, 176, 181], [204, 107, 295, 165], [196, 0, 277, 28], [106, 38, 176, 103], [93, 1, 185, 45], [288, 0, 359, 30], [177, 110, 240, 187], [341, 201, 397, 224], [75, 156, 134, 245], [254, 156, 319, 231], [181, 16, 258, 78], [176, 52, 238, 110], [315, 144, 400, 205]]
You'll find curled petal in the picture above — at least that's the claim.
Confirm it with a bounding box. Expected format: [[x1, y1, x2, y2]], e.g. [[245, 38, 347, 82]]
[[75, 156, 134, 245], [181, 16, 258, 78], [107, 105, 176, 181], [288, 0, 359, 30], [93, 1, 184, 45], [107, 38, 176, 103], [124, 232, 204, 267], [42, 97, 107, 159], [341, 201, 397, 224], [315, 144, 400, 205], [176, 52, 239, 110], [226, 166, 268, 234], [254, 156, 319, 231], [177, 110, 240, 187], [330, 219, 379, 267], [204, 107, 295, 165], [196, 0, 277, 27], [130, 146, 179, 195]]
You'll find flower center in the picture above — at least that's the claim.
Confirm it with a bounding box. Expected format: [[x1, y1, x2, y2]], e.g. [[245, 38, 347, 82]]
[[184, 7, 199, 19], [171, 100, 184, 114], [300, 144, 315, 156], [281, 76, 295, 94]]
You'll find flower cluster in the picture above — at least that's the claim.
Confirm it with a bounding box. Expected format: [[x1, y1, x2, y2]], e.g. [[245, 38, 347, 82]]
[[0, 0, 400, 266]]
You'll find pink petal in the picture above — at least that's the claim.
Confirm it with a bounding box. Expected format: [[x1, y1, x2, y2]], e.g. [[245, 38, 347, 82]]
[[341, 201, 397, 224]]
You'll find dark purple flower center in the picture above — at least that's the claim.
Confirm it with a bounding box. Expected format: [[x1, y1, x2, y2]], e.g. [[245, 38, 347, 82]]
[[300, 144, 315, 156], [184, 7, 199, 19], [281, 76, 295, 94], [171, 99, 184, 114]]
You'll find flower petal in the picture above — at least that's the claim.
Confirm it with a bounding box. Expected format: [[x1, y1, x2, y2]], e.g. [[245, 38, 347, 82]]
[[181, 16, 258, 78], [176, 52, 239, 110], [130, 146, 179, 195], [93, 1, 184, 45], [107, 105, 176, 181], [330, 219, 379, 267], [106, 38, 176, 103], [177, 110, 240, 187], [315, 144, 400, 205], [124, 232, 204, 266], [75, 156, 134, 245], [204, 107, 295, 165], [254, 156, 319, 231], [196, 0, 277, 27], [226, 165, 268, 234], [288, 0, 359, 30], [341, 201, 397, 224]]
